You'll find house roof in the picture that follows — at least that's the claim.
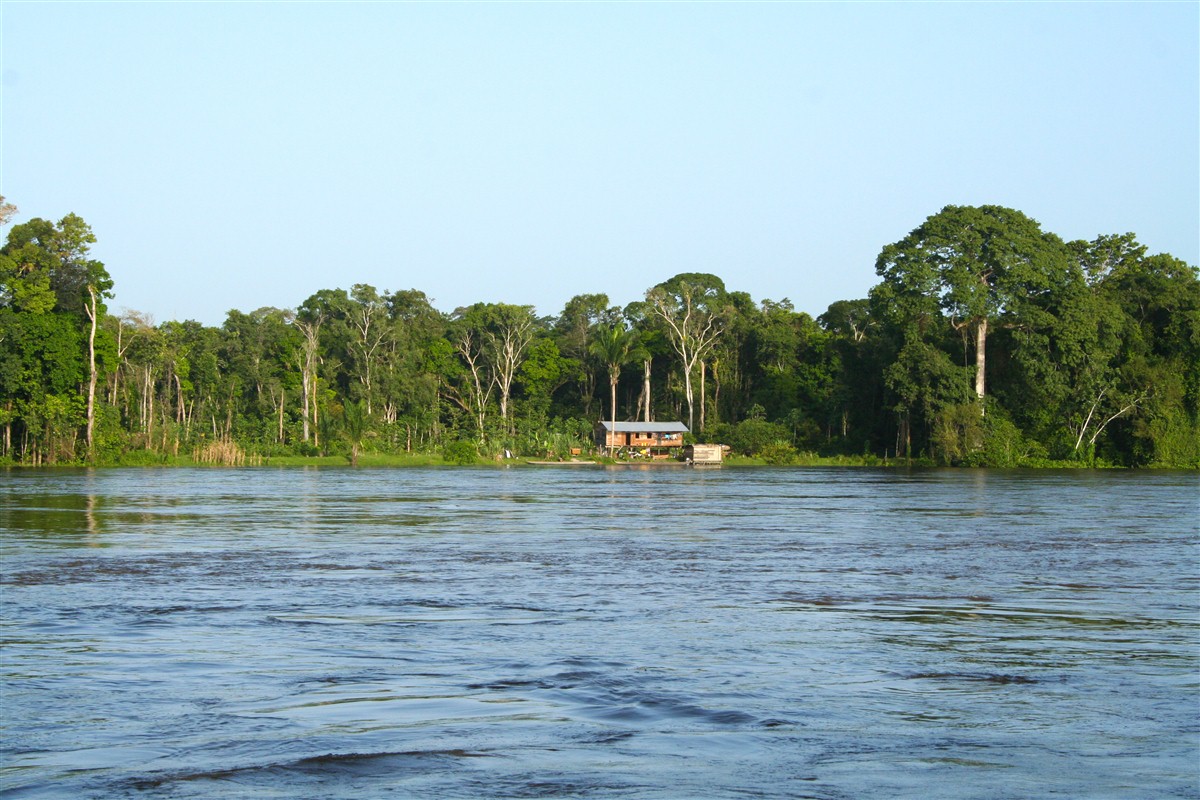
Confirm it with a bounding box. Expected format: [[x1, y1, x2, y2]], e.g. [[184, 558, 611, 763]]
[[597, 421, 689, 433]]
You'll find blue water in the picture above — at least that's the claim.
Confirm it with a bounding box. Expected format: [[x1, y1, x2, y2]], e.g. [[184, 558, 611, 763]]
[[2, 467, 1197, 798]]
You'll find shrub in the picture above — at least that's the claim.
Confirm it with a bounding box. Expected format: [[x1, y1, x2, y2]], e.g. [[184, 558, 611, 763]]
[[759, 442, 798, 465], [727, 419, 791, 456], [442, 440, 478, 465]]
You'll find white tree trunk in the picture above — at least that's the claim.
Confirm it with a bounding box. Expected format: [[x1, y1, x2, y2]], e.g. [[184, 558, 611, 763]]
[[642, 359, 652, 422], [85, 287, 99, 455], [975, 316, 987, 405]]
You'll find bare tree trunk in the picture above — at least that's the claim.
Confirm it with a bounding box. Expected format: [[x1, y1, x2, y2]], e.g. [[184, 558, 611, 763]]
[[711, 360, 720, 426], [643, 359, 652, 422], [683, 367, 695, 432], [85, 287, 99, 456], [699, 361, 706, 433], [139, 370, 147, 433], [580, 370, 597, 419], [456, 331, 490, 438], [146, 370, 155, 445], [974, 317, 987, 407], [109, 321, 123, 405], [174, 374, 185, 424], [301, 374, 311, 443], [609, 374, 619, 457], [296, 317, 322, 443], [311, 372, 320, 449]]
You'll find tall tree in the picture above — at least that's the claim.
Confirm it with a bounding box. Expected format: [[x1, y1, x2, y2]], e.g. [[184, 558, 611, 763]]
[[646, 273, 729, 432], [1, 213, 112, 458], [292, 306, 324, 445], [380, 290, 443, 446], [346, 284, 389, 415], [448, 307, 494, 438], [590, 322, 637, 454], [875, 205, 1071, 408], [553, 293, 611, 418]]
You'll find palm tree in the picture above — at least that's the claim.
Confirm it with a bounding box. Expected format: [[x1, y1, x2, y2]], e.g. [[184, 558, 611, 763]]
[[590, 323, 637, 457]]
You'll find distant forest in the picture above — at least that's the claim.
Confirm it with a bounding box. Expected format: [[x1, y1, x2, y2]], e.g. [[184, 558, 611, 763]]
[[2, 198, 1197, 468]]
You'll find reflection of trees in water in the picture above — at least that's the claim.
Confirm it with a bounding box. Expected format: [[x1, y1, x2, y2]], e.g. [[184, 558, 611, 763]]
[[86, 492, 98, 539]]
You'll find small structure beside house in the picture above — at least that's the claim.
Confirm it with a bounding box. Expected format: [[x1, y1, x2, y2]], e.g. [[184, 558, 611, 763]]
[[684, 443, 725, 465], [595, 421, 688, 459]]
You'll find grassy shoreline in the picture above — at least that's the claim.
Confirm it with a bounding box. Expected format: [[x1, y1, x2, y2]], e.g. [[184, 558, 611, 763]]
[[3, 451, 1189, 470]]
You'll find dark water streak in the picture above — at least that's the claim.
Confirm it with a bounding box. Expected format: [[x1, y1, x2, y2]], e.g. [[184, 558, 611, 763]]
[[1, 467, 1197, 799]]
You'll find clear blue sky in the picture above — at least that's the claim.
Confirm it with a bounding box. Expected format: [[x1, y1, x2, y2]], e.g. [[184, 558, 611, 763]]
[[3, 2, 1196, 326]]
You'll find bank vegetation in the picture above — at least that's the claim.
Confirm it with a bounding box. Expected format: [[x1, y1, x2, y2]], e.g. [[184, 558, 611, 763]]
[[2, 198, 1196, 469]]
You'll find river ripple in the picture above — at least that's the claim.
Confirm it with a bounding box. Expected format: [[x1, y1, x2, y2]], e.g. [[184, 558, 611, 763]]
[[1, 467, 1197, 799]]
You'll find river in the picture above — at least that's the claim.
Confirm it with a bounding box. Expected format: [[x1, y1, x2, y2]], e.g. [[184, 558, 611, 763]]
[[1, 467, 1197, 798]]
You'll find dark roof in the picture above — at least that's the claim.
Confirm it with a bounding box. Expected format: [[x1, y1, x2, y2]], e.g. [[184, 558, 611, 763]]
[[597, 421, 688, 433]]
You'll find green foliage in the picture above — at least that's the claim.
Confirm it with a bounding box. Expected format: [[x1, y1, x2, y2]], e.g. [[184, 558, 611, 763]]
[[342, 400, 366, 465], [708, 418, 793, 457], [1139, 410, 1200, 469], [4, 201, 1196, 471], [758, 441, 798, 465], [442, 440, 478, 465], [931, 403, 984, 466]]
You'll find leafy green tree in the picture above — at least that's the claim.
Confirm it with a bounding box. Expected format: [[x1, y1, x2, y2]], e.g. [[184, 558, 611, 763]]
[[517, 336, 568, 423], [1084, 242, 1200, 464], [704, 290, 757, 430], [379, 289, 443, 450], [0, 308, 85, 461], [1, 213, 112, 460], [816, 299, 876, 447], [222, 307, 298, 445], [876, 205, 1072, 407], [553, 293, 612, 418]]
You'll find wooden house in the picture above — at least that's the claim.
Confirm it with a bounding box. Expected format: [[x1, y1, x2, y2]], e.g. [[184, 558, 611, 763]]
[[595, 421, 688, 458]]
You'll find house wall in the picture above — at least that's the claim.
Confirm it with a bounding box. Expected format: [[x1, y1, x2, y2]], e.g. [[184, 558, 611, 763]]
[[595, 429, 685, 448]]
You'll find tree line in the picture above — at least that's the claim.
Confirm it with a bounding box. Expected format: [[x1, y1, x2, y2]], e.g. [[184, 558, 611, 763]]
[[2, 198, 1197, 467]]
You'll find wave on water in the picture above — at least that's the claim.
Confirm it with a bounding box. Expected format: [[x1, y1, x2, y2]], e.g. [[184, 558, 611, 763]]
[[117, 749, 494, 796]]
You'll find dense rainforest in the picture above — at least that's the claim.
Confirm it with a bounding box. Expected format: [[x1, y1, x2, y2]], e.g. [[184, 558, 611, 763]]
[[1, 198, 1197, 468]]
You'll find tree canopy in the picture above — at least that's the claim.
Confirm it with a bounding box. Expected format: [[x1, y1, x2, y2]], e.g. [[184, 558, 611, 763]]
[[2, 202, 1196, 468]]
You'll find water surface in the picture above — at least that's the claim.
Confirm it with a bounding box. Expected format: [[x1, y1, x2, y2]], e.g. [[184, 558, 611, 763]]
[[2, 467, 1197, 798]]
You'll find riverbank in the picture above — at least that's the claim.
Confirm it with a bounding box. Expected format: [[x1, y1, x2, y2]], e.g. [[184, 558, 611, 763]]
[[3, 451, 1181, 469]]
